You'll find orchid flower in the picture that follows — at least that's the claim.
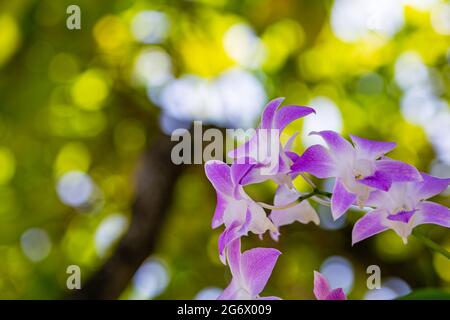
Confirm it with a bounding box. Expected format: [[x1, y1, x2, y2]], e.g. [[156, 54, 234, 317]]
[[352, 173, 450, 244], [313, 271, 346, 300], [205, 160, 277, 263], [228, 98, 315, 187], [269, 185, 320, 240], [291, 131, 421, 220], [218, 239, 281, 300]]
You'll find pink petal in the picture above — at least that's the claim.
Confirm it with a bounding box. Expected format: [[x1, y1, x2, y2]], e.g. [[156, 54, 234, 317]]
[[350, 134, 396, 159], [326, 288, 347, 300], [218, 214, 250, 264], [414, 202, 450, 228], [413, 173, 450, 200], [241, 247, 281, 296], [284, 132, 300, 151], [331, 179, 357, 220], [387, 209, 416, 223], [291, 144, 336, 178], [310, 130, 354, 157], [226, 238, 242, 280], [313, 271, 332, 300], [375, 159, 421, 182], [357, 170, 391, 191], [212, 192, 227, 228], [205, 160, 233, 196], [274, 105, 315, 132], [352, 209, 389, 245]]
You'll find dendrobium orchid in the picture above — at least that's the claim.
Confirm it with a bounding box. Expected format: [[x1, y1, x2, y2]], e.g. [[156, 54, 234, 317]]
[[218, 239, 281, 300], [352, 173, 450, 244], [228, 98, 315, 187], [205, 160, 277, 263], [313, 271, 346, 300], [203, 97, 450, 300], [291, 130, 422, 220]]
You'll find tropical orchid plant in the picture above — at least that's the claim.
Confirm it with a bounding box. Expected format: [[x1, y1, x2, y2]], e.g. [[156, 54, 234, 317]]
[[204, 98, 450, 300]]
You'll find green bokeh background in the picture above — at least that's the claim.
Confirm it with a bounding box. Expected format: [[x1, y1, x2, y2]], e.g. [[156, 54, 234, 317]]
[[0, 0, 449, 299]]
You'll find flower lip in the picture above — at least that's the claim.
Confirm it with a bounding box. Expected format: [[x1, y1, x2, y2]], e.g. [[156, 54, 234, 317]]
[[387, 209, 417, 224]]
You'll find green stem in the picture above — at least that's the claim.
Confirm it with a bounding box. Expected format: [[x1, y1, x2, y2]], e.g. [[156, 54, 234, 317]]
[[412, 230, 450, 260]]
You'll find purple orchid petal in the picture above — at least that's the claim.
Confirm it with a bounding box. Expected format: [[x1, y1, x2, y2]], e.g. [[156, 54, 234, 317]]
[[313, 271, 332, 300], [227, 134, 258, 160], [413, 173, 450, 200], [241, 247, 281, 296], [285, 151, 300, 163], [240, 163, 271, 185], [212, 192, 227, 229], [313, 271, 347, 300], [291, 144, 336, 178], [231, 161, 255, 186], [273, 105, 315, 132], [375, 159, 422, 182], [414, 202, 450, 228], [350, 134, 396, 159], [387, 209, 416, 223], [218, 213, 250, 264], [284, 132, 300, 151], [226, 238, 242, 280], [326, 288, 347, 300], [205, 160, 233, 196], [352, 209, 389, 245], [310, 130, 354, 157], [331, 179, 357, 220], [357, 170, 392, 191], [261, 98, 284, 129]]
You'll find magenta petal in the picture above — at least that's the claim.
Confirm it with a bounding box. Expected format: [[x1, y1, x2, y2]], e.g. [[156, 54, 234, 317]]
[[227, 134, 258, 160], [291, 145, 335, 178], [212, 192, 227, 228], [285, 151, 300, 163], [387, 209, 416, 223], [357, 170, 392, 191], [331, 179, 357, 220], [326, 288, 347, 300], [375, 159, 421, 182], [230, 161, 255, 195], [413, 173, 450, 200], [261, 98, 284, 129], [205, 160, 233, 196], [241, 247, 281, 296], [350, 134, 396, 159], [313, 271, 331, 300], [352, 209, 389, 245], [218, 215, 250, 264], [226, 238, 242, 280], [310, 130, 354, 156], [414, 202, 450, 228], [273, 105, 315, 132]]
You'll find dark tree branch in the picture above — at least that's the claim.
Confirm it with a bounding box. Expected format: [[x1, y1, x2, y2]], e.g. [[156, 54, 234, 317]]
[[69, 134, 184, 299]]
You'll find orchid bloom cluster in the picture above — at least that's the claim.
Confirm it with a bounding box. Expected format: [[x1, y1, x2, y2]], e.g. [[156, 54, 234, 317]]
[[204, 98, 450, 300]]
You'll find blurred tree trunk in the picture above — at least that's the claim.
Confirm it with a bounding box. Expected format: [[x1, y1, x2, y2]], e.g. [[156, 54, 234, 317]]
[[69, 134, 184, 299]]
